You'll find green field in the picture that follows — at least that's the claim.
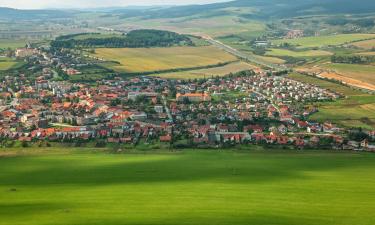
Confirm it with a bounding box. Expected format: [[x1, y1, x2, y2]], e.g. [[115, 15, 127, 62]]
[[0, 39, 27, 49], [272, 34, 375, 48], [1, 149, 375, 225], [0, 57, 24, 71], [288, 73, 375, 129], [94, 46, 237, 73], [266, 48, 333, 57]]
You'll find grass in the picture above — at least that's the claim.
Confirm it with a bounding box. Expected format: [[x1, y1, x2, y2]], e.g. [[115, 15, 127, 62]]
[[266, 48, 333, 57], [1, 149, 375, 225], [153, 61, 256, 79], [288, 73, 375, 129], [0, 39, 27, 49], [272, 34, 375, 48], [94, 46, 237, 73]]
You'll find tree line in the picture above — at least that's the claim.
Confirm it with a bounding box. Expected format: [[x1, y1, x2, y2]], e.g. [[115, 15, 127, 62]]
[[51, 29, 193, 49]]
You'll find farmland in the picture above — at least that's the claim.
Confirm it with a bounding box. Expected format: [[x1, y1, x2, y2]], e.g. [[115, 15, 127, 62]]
[[321, 63, 375, 88], [0, 39, 26, 49], [351, 39, 375, 49], [265, 48, 333, 57], [94, 46, 237, 73], [272, 34, 375, 48], [288, 73, 375, 129], [154, 61, 257, 79], [1, 149, 375, 225], [0, 57, 24, 71]]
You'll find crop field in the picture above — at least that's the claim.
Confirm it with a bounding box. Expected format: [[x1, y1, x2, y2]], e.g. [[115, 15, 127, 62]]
[[288, 73, 375, 129], [266, 48, 333, 57], [1, 149, 375, 225], [321, 63, 375, 89], [272, 34, 375, 48], [0, 39, 27, 49], [153, 61, 257, 79], [94, 46, 237, 73], [351, 39, 375, 50], [0, 57, 23, 71]]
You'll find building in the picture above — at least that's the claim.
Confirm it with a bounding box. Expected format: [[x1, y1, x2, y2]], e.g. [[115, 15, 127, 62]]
[[15, 48, 37, 58], [176, 93, 211, 102]]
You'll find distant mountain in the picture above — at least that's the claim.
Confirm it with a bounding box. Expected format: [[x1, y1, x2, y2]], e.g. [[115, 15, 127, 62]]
[[112, 0, 375, 20], [0, 7, 73, 20]]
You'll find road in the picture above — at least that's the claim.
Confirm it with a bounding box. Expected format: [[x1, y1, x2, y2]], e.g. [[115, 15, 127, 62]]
[[162, 96, 173, 122], [200, 35, 286, 71]]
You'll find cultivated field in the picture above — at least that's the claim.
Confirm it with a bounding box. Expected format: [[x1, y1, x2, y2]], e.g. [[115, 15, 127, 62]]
[[272, 34, 375, 48], [288, 73, 375, 129], [94, 46, 237, 73], [321, 63, 375, 89], [351, 39, 375, 50], [154, 61, 257, 79], [0, 58, 23, 71], [1, 149, 375, 225], [266, 48, 333, 57]]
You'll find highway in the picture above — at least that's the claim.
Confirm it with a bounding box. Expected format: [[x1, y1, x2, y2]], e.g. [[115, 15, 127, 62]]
[[200, 35, 286, 71]]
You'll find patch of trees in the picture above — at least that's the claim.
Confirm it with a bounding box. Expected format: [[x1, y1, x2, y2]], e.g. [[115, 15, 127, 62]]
[[51, 30, 193, 49], [331, 55, 375, 64]]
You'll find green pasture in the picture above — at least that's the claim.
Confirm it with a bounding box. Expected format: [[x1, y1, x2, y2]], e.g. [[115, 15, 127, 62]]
[[1, 149, 375, 225]]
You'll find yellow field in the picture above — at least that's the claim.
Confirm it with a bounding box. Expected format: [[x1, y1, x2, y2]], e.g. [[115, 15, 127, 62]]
[[94, 46, 237, 73], [321, 63, 375, 89], [355, 51, 375, 56], [153, 61, 257, 79], [266, 48, 333, 57], [351, 39, 375, 50]]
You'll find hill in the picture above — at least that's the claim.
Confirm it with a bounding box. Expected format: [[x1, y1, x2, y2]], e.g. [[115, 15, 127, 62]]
[[113, 0, 375, 20], [0, 7, 72, 20]]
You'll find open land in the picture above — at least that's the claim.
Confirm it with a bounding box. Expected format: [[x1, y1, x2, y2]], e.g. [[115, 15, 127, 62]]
[[94, 46, 238, 73], [1, 149, 375, 225]]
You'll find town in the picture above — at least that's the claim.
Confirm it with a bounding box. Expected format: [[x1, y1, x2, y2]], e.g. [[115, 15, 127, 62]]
[[0, 47, 374, 151]]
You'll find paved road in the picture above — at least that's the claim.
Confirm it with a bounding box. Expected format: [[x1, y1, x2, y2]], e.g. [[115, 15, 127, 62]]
[[201, 35, 286, 71]]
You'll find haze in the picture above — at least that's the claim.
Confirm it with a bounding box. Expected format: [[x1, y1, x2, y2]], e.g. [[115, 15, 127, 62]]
[[0, 0, 229, 9]]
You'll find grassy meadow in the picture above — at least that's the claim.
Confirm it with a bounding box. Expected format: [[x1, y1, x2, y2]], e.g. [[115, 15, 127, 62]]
[[153, 61, 256, 79], [94, 46, 237, 73], [272, 34, 375, 48], [288, 73, 375, 129], [1, 149, 375, 225]]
